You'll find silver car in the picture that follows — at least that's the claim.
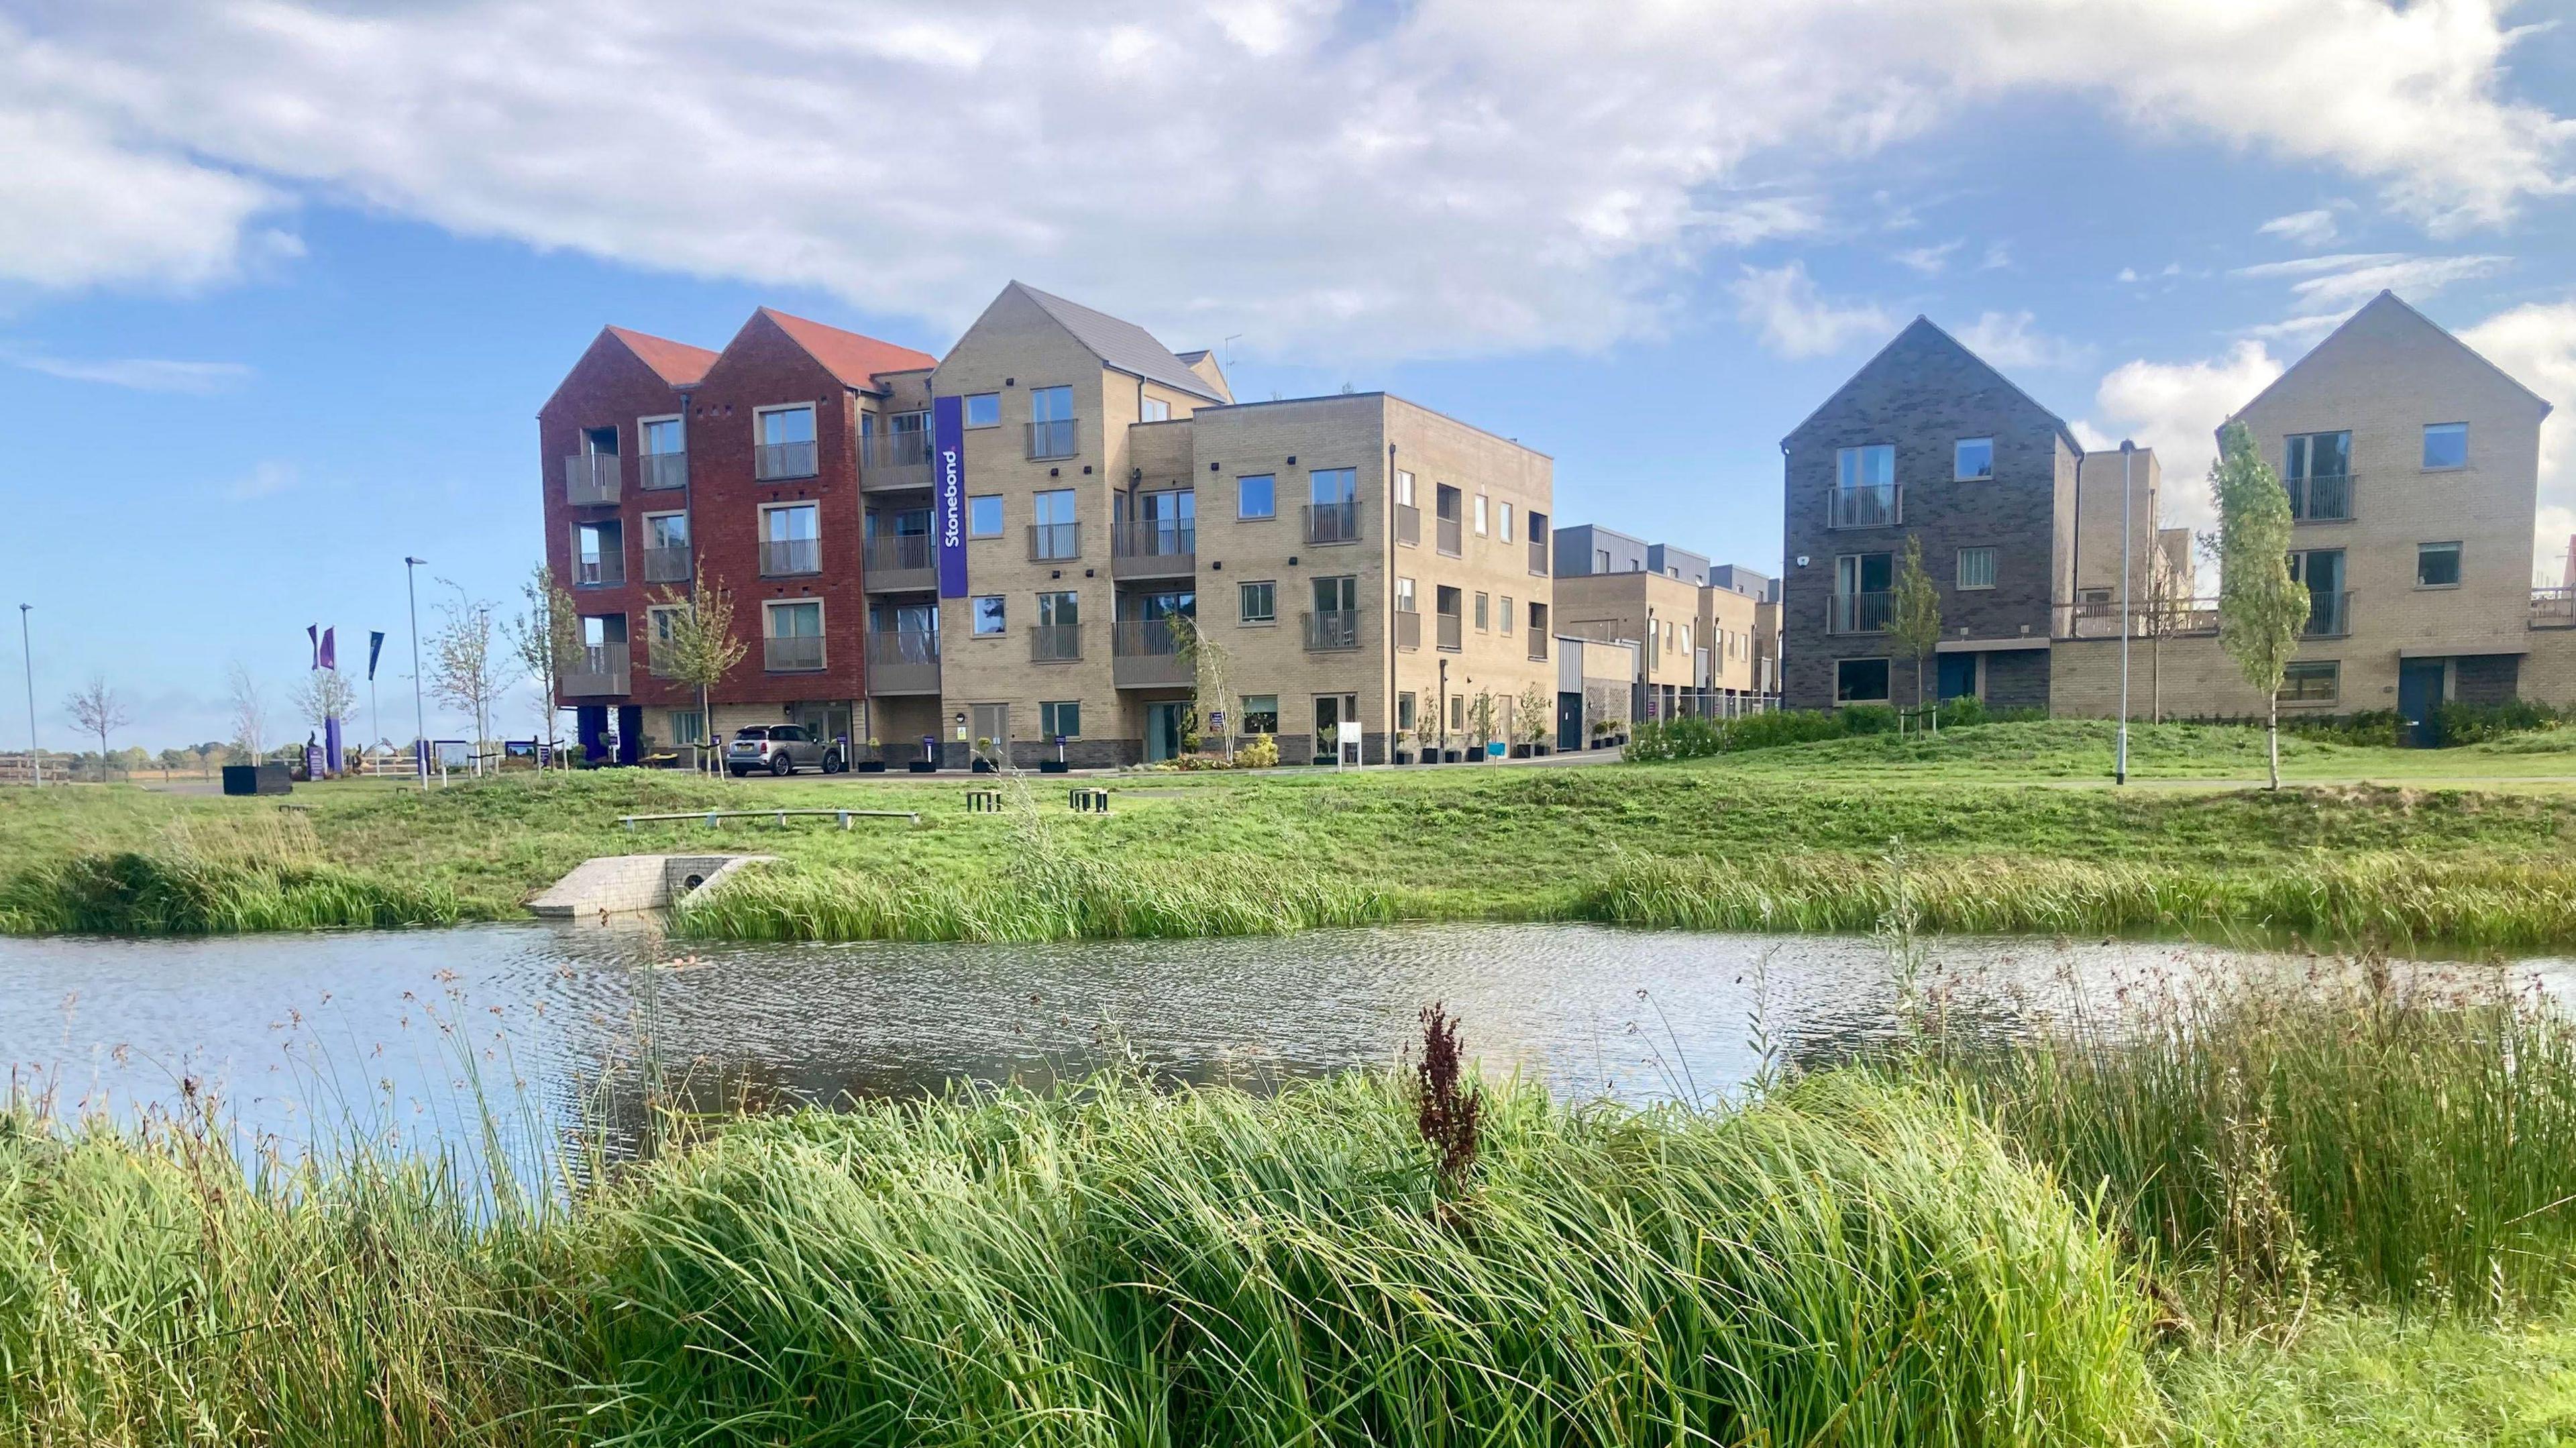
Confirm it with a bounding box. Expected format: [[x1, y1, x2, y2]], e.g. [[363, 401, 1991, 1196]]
[[726, 724, 845, 776]]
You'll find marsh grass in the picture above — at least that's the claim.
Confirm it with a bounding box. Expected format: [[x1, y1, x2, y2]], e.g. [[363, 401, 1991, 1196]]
[[0, 810, 460, 935]]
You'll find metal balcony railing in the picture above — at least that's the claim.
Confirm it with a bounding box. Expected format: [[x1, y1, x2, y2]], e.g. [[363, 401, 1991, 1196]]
[[861, 432, 934, 490], [1528, 538, 1549, 576], [765, 634, 826, 672], [2303, 590, 2353, 639], [1027, 522, 1081, 561], [564, 454, 620, 506], [1112, 520, 1195, 577], [863, 630, 939, 694], [1026, 418, 1078, 461], [2058, 598, 2220, 638], [2286, 473, 2353, 523], [755, 439, 817, 481], [760, 538, 821, 576], [863, 533, 933, 573], [564, 643, 630, 696], [1395, 610, 1421, 651], [2534, 587, 2576, 630], [1828, 591, 1892, 634], [637, 451, 688, 491], [1030, 623, 1082, 662], [1110, 617, 1193, 687], [641, 545, 691, 583], [576, 552, 625, 588], [1303, 501, 1362, 545], [1302, 609, 1360, 651], [1113, 618, 1183, 657], [1829, 485, 1900, 529], [1436, 514, 1462, 557], [1436, 612, 1462, 651], [1395, 504, 1420, 547]]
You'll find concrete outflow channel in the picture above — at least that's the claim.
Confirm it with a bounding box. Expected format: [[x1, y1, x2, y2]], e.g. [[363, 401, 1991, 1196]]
[[527, 854, 771, 919]]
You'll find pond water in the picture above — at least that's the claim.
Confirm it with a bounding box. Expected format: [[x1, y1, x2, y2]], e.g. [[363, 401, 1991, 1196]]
[[5, 922, 2569, 1169]]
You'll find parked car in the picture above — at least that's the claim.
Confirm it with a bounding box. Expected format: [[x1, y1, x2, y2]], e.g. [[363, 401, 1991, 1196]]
[[725, 724, 845, 776]]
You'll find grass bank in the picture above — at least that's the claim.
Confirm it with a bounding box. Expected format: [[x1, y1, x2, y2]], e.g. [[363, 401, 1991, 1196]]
[[0, 812, 462, 935]]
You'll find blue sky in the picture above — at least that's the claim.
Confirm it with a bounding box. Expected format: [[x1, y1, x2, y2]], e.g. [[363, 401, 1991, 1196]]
[[5, 0, 2575, 748]]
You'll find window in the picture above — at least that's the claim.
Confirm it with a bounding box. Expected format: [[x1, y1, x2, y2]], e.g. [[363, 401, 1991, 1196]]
[[1499, 502, 1513, 543], [1040, 700, 1081, 739], [1240, 695, 1279, 734], [1034, 489, 1076, 525], [1238, 474, 1276, 519], [1397, 691, 1416, 731], [1309, 467, 1356, 506], [1032, 488, 1078, 558], [644, 512, 690, 550], [972, 596, 1007, 635], [1314, 693, 1359, 743], [1028, 386, 1075, 459], [1529, 600, 1548, 636], [1030, 385, 1072, 421], [1954, 437, 1994, 480], [1474, 592, 1490, 631], [2423, 422, 2468, 470], [1140, 396, 1171, 423], [1474, 494, 1489, 535], [640, 416, 683, 455], [1239, 580, 1276, 624], [963, 392, 1000, 429], [1595, 549, 1611, 573], [667, 710, 706, 746], [574, 520, 623, 586], [1395, 576, 1416, 612], [766, 600, 822, 636], [2417, 541, 2463, 588], [965, 494, 1003, 539], [759, 502, 820, 575], [1449, 694, 1465, 730], [755, 404, 817, 480], [2279, 660, 2339, 704], [1956, 547, 1996, 590], [2286, 431, 2351, 480], [1501, 596, 1515, 634], [1839, 444, 1896, 490], [1835, 657, 1890, 703], [1395, 469, 1415, 506]]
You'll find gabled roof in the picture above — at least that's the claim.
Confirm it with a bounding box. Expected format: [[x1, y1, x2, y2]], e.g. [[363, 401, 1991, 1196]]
[[757, 307, 938, 392], [1008, 282, 1225, 401], [2226, 290, 2554, 425], [1782, 315, 2084, 455], [604, 326, 719, 388]]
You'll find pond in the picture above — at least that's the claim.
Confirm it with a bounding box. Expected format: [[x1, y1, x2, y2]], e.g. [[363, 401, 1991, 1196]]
[[7, 922, 2571, 1170]]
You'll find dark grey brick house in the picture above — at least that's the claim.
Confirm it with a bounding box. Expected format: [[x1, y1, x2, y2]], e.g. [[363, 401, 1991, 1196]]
[[1780, 317, 2081, 712]]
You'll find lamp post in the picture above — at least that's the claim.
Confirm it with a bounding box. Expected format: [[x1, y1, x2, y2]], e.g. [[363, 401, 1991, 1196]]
[[2116, 440, 2135, 787], [405, 557, 429, 790], [16, 604, 35, 787]]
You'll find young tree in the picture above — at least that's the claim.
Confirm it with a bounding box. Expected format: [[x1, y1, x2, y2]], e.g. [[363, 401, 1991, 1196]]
[[1466, 689, 1497, 756], [63, 677, 129, 781], [2211, 421, 2309, 789], [649, 563, 747, 776], [1886, 533, 1943, 730], [225, 662, 270, 766], [2139, 532, 2199, 724], [1165, 612, 1234, 760], [504, 563, 580, 769], [290, 666, 357, 735], [1515, 679, 1552, 752], [428, 586, 500, 775]]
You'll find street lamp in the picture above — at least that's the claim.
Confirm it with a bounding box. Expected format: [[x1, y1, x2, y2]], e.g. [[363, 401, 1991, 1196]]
[[405, 557, 429, 790], [2116, 439, 2135, 787], [16, 604, 34, 787]]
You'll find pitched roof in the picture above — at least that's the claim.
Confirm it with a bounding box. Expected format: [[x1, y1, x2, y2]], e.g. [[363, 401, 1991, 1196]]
[[603, 326, 718, 387], [756, 307, 938, 391], [1782, 316, 2083, 455], [1009, 282, 1225, 401], [2226, 290, 2553, 424]]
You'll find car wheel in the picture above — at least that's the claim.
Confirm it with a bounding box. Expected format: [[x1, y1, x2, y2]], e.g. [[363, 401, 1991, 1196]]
[[824, 751, 845, 774], [770, 753, 792, 777], [727, 767, 746, 778]]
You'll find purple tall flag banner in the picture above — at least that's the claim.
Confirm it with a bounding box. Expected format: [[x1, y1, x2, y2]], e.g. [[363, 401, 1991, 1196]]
[[368, 630, 386, 681], [319, 627, 337, 671], [307, 624, 320, 668], [323, 716, 343, 776], [933, 394, 969, 598]]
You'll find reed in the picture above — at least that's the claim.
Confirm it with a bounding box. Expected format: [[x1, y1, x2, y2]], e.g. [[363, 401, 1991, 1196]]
[[0, 811, 462, 934]]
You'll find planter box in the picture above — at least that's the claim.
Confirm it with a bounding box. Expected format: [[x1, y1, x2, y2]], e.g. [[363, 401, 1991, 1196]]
[[907, 761, 938, 773], [1534, 744, 1551, 757], [971, 759, 998, 774], [1394, 751, 1413, 765], [1510, 744, 1533, 759], [1039, 760, 1071, 775], [855, 760, 886, 773], [221, 763, 292, 797], [1442, 750, 1463, 763], [1311, 755, 1334, 767]]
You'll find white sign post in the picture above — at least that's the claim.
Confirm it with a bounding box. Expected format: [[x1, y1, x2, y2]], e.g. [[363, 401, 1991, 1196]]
[[1336, 720, 1363, 769]]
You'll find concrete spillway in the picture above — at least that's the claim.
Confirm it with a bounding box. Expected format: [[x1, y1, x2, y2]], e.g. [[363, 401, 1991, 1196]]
[[526, 854, 771, 918]]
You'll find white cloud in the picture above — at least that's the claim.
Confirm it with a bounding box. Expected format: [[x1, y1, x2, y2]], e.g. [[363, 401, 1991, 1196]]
[[2231, 251, 2513, 338], [1955, 310, 2090, 370], [2257, 208, 2341, 246], [2461, 302, 2576, 579], [3, 347, 252, 392], [0, 0, 2564, 356], [1978, 240, 2012, 272], [224, 460, 297, 500], [2084, 340, 2288, 537], [1893, 239, 1963, 275], [1731, 262, 1892, 359]]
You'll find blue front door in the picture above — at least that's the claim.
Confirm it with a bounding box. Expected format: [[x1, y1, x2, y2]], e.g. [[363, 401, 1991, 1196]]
[[1935, 653, 1977, 702], [2398, 660, 2445, 746]]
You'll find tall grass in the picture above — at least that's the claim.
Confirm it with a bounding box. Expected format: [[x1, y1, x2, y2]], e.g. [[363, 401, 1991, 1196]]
[[0, 811, 462, 934], [1570, 850, 2576, 953]]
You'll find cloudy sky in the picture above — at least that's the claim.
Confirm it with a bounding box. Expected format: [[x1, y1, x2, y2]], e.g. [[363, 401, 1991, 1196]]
[[5, 0, 2575, 746]]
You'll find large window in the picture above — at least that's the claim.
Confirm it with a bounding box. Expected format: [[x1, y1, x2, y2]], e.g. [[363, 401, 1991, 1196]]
[[1954, 437, 1994, 480], [972, 596, 1007, 635], [1239, 580, 1276, 624], [1028, 385, 1075, 459], [667, 710, 706, 746], [1833, 444, 1898, 527], [1956, 547, 1996, 590], [1835, 657, 1890, 703], [574, 520, 623, 586], [1040, 700, 1081, 739], [1474, 494, 1489, 536], [755, 404, 817, 480], [1032, 488, 1079, 560], [1474, 591, 1490, 631], [2423, 422, 2468, 470], [2417, 541, 2463, 588], [968, 494, 1003, 537], [759, 503, 820, 576], [1140, 396, 1171, 423], [963, 392, 1000, 429], [1240, 695, 1280, 735], [1038, 590, 1079, 628], [2279, 660, 2339, 704], [1500, 595, 1515, 635], [1499, 502, 1513, 543], [1238, 474, 1275, 519]]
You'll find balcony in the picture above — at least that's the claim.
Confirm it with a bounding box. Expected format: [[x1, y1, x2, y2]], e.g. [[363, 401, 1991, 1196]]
[[1111, 618, 1194, 688], [2058, 598, 2220, 638], [1030, 622, 1082, 663], [755, 440, 817, 482], [1302, 609, 1360, 652], [1828, 591, 1892, 634], [861, 432, 934, 492], [1528, 537, 1549, 577], [1395, 504, 1420, 547], [2286, 472, 2353, 523], [764, 634, 825, 673], [760, 538, 821, 577], [1395, 610, 1421, 651], [563, 643, 629, 697], [2303, 590, 2353, 639], [1436, 612, 1462, 652], [861, 533, 936, 592], [638, 451, 688, 492], [641, 545, 692, 584], [1436, 514, 1463, 557], [1829, 485, 1900, 529], [1027, 522, 1081, 562], [1303, 501, 1362, 545], [2534, 587, 2576, 630], [576, 552, 625, 588], [564, 454, 620, 506], [863, 630, 940, 695], [1026, 418, 1078, 461], [1112, 520, 1195, 579]]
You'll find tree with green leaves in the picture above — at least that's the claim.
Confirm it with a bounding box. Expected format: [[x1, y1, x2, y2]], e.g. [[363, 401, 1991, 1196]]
[[1514, 679, 1552, 751], [505, 564, 581, 770], [1886, 533, 1943, 730], [1165, 611, 1233, 760], [649, 563, 748, 776], [2211, 420, 2309, 789]]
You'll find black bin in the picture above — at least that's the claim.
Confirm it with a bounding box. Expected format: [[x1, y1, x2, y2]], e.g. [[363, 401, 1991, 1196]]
[[221, 763, 293, 797]]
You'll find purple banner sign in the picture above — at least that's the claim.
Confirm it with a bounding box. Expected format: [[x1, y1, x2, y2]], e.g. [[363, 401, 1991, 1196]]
[[933, 394, 968, 598]]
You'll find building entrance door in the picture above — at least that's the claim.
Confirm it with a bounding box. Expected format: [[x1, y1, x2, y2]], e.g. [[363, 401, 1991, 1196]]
[[1935, 653, 1978, 702], [1144, 702, 1187, 762], [1557, 691, 1584, 751], [2398, 659, 2446, 747]]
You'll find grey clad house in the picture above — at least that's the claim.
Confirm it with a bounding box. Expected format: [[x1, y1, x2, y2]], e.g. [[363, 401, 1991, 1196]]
[[1780, 317, 2082, 712]]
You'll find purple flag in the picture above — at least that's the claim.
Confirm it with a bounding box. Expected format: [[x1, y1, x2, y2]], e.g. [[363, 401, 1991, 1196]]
[[368, 630, 386, 681], [319, 627, 337, 671], [307, 623, 320, 669]]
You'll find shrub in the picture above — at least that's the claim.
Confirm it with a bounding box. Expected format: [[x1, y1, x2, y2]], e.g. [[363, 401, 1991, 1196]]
[[1234, 732, 1279, 769], [1837, 703, 1899, 734], [2435, 698, 2567, 746]]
